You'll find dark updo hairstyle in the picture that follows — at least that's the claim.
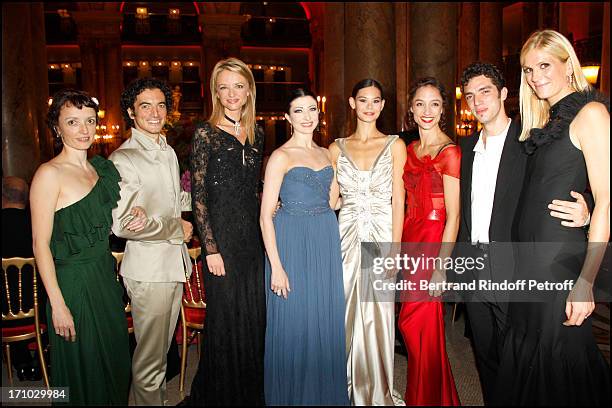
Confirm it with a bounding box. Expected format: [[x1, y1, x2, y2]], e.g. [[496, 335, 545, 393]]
[[286, 88, 318, 113], [47, 88, 99, 138], [406, 77, 448, 131], [120, 77, 173, 128], [460, 62, 505, 94], [351, 78, 384, 99]]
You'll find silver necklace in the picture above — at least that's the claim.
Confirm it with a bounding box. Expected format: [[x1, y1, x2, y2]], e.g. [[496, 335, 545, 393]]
[[224, 114, 241, 136]]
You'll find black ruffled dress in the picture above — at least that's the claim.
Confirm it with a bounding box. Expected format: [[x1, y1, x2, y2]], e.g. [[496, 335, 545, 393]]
[[493, 91, 610, 406]]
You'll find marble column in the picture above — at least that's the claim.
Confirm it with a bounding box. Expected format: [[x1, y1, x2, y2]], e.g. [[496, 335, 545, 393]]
[[601, 2, 610, 95], [479, 3, 503, 69], [409, 2, 458, 138], [31, 3, 53, 163], [102, 39, 123, 144], [521, 2, 540, 43], [2, 3, 50, 181], [458, 3, 480, 114], [539, 2, 559, 31], [199, 14, 246, 118], [77, 38, 100, 97], [322, 3, 346, 141], [459, 3, 479, 72], [395, 2, 409, 131], [344, 3, 396, 135], [72, 11, 124, 141]]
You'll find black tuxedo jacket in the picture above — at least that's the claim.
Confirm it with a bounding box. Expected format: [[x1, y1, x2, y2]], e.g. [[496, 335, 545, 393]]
[[457, 118, 526, 244]]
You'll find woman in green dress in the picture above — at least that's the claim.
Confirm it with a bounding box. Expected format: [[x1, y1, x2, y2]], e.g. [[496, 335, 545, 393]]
[[30, 89, 146, 405]]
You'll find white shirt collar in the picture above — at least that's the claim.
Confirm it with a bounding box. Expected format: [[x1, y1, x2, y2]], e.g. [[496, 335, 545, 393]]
[[473, 118, 512, 154]]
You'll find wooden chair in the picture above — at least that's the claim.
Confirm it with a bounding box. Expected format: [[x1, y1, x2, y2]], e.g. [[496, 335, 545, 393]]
[[179, 247, 206, 394], [111, 252, 134, 335], [1, 257, 49, 387]]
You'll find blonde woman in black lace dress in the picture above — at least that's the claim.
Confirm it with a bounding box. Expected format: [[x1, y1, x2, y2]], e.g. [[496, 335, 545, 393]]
[[188, 58, 265, 405]]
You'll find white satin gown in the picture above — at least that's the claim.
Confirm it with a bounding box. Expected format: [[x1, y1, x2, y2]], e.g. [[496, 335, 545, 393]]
[[336, 135, 404, 406]]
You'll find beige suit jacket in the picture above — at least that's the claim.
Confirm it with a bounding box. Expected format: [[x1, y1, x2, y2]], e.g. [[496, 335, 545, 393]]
[[109, 128, 190, 282]]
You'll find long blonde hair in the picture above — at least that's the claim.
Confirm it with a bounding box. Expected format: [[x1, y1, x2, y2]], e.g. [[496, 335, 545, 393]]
[[518, 29, 592, 141], [209, 58, 257, 144]]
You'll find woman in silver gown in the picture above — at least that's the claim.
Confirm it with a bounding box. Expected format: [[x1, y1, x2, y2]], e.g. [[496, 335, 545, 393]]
[[329, 79, 407, 405]]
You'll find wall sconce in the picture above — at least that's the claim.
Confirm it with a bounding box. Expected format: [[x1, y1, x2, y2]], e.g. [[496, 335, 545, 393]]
[[136, 7, 148, 19], [97, 109, 105, 120], [455, 86, 462, 100], [136, 7, 150, 35], [582, 65, 600, 86], [168, 8, 181, 35], [57, 9, 73, 34]]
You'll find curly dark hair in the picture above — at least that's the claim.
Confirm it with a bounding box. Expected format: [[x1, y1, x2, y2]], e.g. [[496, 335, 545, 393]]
[[120, 77, 173, 128], [460, 62, 505, 94], [406, 77, 448, 131], [47, 88, 99, 136]]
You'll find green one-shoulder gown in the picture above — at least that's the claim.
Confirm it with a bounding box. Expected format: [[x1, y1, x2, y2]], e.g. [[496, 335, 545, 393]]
[[48, 156, 130, 405]]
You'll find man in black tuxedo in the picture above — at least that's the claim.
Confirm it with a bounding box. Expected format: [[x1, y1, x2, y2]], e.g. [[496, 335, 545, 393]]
[[454, 62, 590, 405]]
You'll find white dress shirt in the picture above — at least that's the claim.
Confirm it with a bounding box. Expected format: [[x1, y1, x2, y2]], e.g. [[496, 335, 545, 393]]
[[471, 119, 512, 243]]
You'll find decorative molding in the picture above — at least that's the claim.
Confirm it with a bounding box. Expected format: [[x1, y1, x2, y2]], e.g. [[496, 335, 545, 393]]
[[71, 11, 122, 40]]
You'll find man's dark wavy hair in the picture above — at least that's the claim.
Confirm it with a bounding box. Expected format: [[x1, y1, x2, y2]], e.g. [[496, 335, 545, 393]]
[[120, 77, 173, 128], [460, 62, 506, 94]]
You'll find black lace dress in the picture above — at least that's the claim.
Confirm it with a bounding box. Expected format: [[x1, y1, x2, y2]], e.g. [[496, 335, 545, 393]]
[[494, 91, 610, 405], [189, 122, 266, 405]]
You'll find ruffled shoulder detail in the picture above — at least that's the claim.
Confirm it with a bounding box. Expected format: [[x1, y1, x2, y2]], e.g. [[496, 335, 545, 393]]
[[50, 156, 121, 258], [524, 90, 610, 155]]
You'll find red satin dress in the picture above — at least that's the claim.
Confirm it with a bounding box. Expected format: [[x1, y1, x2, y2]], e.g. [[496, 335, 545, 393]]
[[399, 141, 460, 406]]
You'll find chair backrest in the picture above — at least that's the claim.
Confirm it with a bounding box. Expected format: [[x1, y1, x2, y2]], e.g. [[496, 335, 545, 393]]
[[184, 247, 206, 309], [111, 252, 131, 313], [2, 257, 39, 322]]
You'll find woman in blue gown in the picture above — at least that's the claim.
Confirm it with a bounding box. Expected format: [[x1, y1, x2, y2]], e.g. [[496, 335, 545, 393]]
[[260, 88, 349, 405]]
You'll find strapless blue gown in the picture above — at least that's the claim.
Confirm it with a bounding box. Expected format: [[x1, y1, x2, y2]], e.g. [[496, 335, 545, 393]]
[[264, 166, 349, 405]]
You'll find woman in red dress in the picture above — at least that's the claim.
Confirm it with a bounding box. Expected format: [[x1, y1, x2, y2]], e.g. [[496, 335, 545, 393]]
[[399, 77, 461, 405]]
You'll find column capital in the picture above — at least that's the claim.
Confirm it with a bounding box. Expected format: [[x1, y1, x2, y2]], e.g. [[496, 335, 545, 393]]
[[71, 11, 122, 41], [199, 14, 247, 41]]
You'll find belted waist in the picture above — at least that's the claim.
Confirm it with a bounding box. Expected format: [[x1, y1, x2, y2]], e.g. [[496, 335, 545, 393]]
[[470, 241, 491, 251], [342, 196, 391, 206], [406, 208, 446, 221], [54, 252, 111, 266], [279, 201, 332, 216]]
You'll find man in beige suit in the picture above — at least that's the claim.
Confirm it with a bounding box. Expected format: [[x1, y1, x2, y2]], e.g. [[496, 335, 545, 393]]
[[110, 78, 193, 406]]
